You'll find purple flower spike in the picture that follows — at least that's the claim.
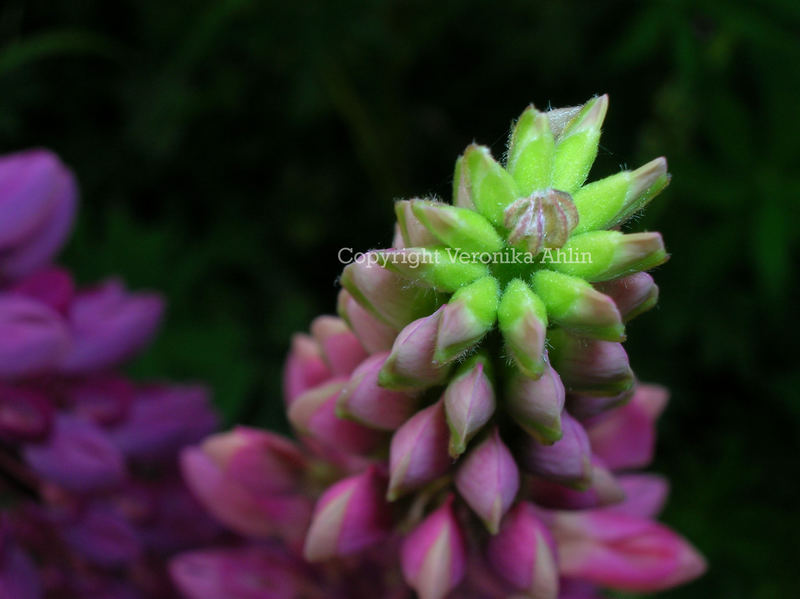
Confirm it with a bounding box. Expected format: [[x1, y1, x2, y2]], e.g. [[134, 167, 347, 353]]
[[65, 375, 134, 427], [337, 352, 419, 430], [519, 411, 593, 487], [455, 428, 519, 533], [64, 504, 142, 567], [288, 379, 385, 455], [304, 466, 393, 561], [171, 545, 319, 599], [388, 400, 451, 501], [0, 384, 52, 442], [555, 510, 707, 592], [10, 267, 75, 315], [23, 414, 126, 492], [379, 308, 450, 390], [486, 502, 559, 599], [507, 363, 565, 443], [283, 333, 333, 406], [310, 315, 368, 376], [0, 149, 78, 280], [401, 495, 467, 599], [0, 295, 69, 379], [0, 535, 41, 599], [585, 383, 668, 471], [444, 358, 495, 457], [58, 279, 164, 374], [108, 385, 217, 460]]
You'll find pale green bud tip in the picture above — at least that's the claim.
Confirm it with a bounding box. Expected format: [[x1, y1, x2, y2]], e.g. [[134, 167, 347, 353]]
[[629, 157, 669, 202], [507, 105, 555, 195], [563, 94, 609, 137], [552, 95, 609, 193], [550, 231, 668, 282]]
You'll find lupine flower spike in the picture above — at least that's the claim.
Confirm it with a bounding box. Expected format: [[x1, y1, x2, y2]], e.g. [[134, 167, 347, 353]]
[[172, 96, 705, 599]]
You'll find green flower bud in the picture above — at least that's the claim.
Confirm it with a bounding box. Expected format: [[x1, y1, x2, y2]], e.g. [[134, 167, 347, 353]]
[[552, 95, 608, 194], [571, 157, 670, 234], [459, 144, 519, 226], [435, 275, 499, 363], [376, 247, 489, 292], [530, 270, 624, 341], [497, 279, 548, 379], [507, 106, 555, 195], [549, 231, 668, 282], [411, 199, 503, 254]]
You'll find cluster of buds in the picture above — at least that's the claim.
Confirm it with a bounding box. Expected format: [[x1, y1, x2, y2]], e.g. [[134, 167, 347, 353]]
[[174, 96, 705, 599], [0, 150, 220, 598]]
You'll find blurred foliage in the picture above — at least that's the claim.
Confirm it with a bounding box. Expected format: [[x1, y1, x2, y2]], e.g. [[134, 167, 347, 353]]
[[1, 0, 798, 596]]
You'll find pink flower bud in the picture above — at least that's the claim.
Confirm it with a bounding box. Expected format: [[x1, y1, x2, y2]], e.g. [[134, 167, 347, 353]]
[[486, 502, 559, 598], [180, 444, 312, 545], [388, 401, 451, 500], [0, 384, 52, 442], [401, 496, 467, 599], [444, 359, 495, 457], [288, 380, 385, 455], [58, 279, 164, 374], [0, 295, 69, 379], [340, 255, 438, 330], [337, 289, 397, 353], [566, 388, 633, 420], [555, 511, 706, 592], [379, 308, 450, 391], [519, 412, 592, 488], [0, 149, 77, 280], [395, 199, 439, 247], [455, 428, 519, 533], [528, 459, 624, 510], [283, 333, 333, 406], [23, 414, 126, 492], [304, 466, 393, 561], [549, 331, 634, 395], [310, 316, 368, 376], [584, 384, 667, 471], [507, 364, 565, 443], [337, 353, 419, 430], [603, 474, 669, 519], [595, 272, 659, 322]]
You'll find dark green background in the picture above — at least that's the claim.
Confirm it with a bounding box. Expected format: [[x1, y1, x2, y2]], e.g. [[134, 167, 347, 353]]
[[2, 1, 798, 596]]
